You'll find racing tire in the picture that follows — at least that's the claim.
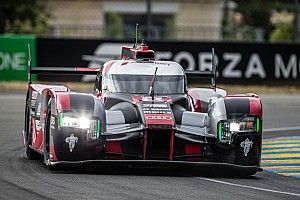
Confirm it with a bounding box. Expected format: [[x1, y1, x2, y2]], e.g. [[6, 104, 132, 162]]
[[24, 99, 40, 160], [229, 168, 258, 178], [43, 104, 54, 170], [242, 170, 258, 177], [26, 146, 41, 160]]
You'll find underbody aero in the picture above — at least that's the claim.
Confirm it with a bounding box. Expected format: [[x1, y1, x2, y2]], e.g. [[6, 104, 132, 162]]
[[23, 43, 263, 175]]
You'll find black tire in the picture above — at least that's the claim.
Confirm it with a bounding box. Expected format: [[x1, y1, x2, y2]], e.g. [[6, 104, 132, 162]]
[[234, 171, 257, 178], [43, 104, 53, 170], [24, 96, 40, 160], [26, 145, 41, 160], [242, 170, 258, 177]]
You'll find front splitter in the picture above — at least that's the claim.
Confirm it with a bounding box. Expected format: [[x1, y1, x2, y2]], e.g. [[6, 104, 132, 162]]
[[50, 160, 262, 175]]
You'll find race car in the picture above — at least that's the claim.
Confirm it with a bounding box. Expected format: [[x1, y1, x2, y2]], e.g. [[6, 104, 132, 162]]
[[23, 42, 263, 175]]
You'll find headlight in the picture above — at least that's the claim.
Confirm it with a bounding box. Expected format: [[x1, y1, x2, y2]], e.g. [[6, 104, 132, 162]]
[[229, 122, 240, 132], [59, 112, 101, 140], [78, 117, 90, 129], [218, 117, 261, 143], [60, 116, 91, 129], [228, 121, 255, 132], [226, 117, 256, 133]]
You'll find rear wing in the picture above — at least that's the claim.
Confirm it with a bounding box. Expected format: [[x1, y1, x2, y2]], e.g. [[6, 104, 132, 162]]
[[27, 44, 100, 84], [184, 48, 217, 90], [31, 67, 100, 75], [184, 71, 214, 78], [27, 44, 217, 90]]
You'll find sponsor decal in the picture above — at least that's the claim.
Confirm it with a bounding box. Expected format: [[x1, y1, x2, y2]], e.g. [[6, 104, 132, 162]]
[[240, 138, 253, 157], [50, 116, 55, 129], [65, 134, 78, 152], [145, 115, 173, 120], [142, 102, 172, 114], [31, 91, 38, 99], [143, 110, 171, 114], [31, 91, 38, 108], [143, 104, 168, 108], [35, 120, 41, 130], [36, 103, 41, 116]]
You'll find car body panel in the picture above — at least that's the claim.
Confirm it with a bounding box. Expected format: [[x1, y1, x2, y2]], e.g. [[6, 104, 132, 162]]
[[24, 44, 263, 174]]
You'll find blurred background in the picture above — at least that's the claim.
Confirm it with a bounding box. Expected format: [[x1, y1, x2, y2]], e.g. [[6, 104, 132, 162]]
[[0, 0, 299, 42], [0, 0, 300, 86]]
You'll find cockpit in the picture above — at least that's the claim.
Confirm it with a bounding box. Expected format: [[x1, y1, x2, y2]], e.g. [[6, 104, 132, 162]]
[[102, 74, 185, 95]]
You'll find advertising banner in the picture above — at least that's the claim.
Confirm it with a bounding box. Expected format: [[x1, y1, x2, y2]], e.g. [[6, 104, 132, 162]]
[[0, 35, 36, 81], [37, 38, 300, 85]]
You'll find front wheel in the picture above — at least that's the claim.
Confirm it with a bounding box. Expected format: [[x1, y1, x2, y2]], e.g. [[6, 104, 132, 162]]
[[25, 101, 40, 160], [43, 105, 53, 170]]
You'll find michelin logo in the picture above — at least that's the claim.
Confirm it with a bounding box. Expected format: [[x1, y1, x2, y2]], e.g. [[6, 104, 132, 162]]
[[240, 138, 253, 157], [65, 134, 78, 152]]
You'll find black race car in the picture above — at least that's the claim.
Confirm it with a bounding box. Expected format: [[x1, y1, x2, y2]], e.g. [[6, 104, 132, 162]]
[[23, 43, 263, 175]]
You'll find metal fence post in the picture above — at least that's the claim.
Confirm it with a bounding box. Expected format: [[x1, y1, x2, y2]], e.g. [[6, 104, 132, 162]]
[[146, 0, 152, 40], [293, 0, 299, 42]]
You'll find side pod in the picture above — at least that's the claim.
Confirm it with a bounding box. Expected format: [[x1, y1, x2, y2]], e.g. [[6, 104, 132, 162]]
[[208, 95, 262, 166], [51, 93, 106, 161]]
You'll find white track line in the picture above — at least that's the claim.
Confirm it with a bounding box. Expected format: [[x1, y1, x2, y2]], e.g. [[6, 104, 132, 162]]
[[264, 126, 300, 133], [195, 177, 300, 197]]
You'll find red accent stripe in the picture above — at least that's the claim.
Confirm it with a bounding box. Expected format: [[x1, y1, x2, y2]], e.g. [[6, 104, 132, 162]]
[[35, 128, 43, 151], [50, 145, 58, 161], [105, 142, 121, 153], [102, 61, 116, 74], [169, 130, 175, 160], [121, 62, 129, 66], [144, 114, 174, 127], [194, 99, 202, 112], [249, 97, 262, 118], [185, 144, 202, 155], [76, 67, 100, 71], [57, 93, 70, 112]]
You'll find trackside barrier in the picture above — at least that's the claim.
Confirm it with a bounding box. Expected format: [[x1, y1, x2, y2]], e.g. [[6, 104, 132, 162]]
[[0, 35, 36, 81], [36, 38, 300, 85], [2, 36, 299, 84]]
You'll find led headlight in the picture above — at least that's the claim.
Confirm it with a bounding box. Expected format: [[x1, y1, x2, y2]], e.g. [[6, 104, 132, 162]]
[[228, 121, 255, 132], [227, 117, 256, 133], [218, 117, 261, 143], [229, 122, 240, 132], [60, 113, 92, 129], [59, 112, 101, 140], [78, 117, 90, 129], [239, 121, 255, 132]]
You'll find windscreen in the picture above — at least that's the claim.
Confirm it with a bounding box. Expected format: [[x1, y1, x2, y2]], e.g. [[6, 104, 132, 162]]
[[104, 74, 185, 94]]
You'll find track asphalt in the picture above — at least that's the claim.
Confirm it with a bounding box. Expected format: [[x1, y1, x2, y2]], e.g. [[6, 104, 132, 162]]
[[0, 93, 299, 200]]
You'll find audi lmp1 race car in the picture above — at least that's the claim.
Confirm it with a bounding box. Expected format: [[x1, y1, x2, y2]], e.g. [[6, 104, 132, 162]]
[[23, 42, 263, 175]]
